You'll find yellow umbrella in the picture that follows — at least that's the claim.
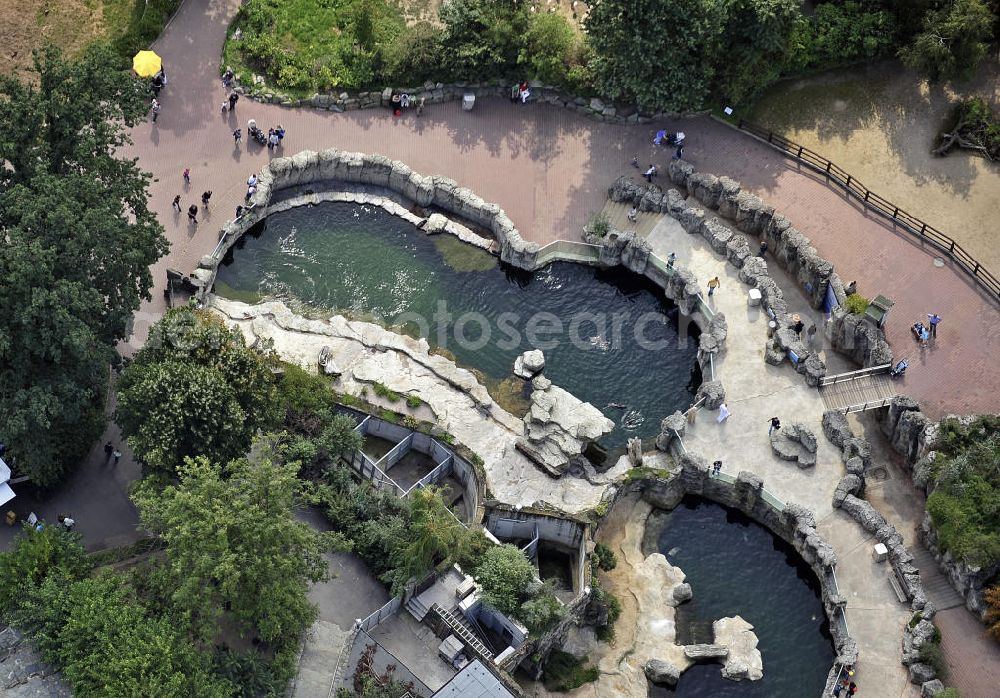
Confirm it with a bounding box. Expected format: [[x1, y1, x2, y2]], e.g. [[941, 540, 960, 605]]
[[132, 50, 162, 78]]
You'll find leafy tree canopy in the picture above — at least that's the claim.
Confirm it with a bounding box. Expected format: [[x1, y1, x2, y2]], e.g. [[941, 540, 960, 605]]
[[473, 543, 536, 617], [440, 0, 531, 81], [586, 0, 726, 112], [0, 44, 168, 485], [116, 308, 279, 475], [16, 574, 231, 698], [900, 0, 995, 81], [132, 455, 347, 643]]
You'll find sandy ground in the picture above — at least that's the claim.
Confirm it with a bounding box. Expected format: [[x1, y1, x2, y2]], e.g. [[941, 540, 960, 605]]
[[751, 57, 1000, 271], [0, 0, 111, 81]]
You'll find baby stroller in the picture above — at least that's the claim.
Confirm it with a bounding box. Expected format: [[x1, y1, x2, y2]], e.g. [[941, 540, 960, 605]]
[[654, 130, 685, 147], [889, 358, 908, 379], [248, 123, 267, 145]]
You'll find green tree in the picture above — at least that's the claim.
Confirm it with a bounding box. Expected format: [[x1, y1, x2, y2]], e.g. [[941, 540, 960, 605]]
[[586, 0, 727, 112], [0, 525, 90, 615], [473, 543, 536, 617], [518, 13, 587, 88], [439, 0, 530, 80], [15, 574, 230, 697], [714, 0, 801, 103], [391, 486, 470, 587], [0, 44, 168, 485], [116, 308, 279, 475], [899, 0, 995, 81], [132, 455, 347, 644]]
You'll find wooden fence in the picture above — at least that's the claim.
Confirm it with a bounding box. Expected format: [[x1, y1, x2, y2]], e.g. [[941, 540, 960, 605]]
[[736, 119, 1000, 303]]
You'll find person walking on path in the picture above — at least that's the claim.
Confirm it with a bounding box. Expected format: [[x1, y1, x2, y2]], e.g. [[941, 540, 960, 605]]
[[717, 403, 731, 423], [104, 441, 114, 461], [183, 168, 191, 184], [187, 204, 199, 224], [172, 194, 181, 212], [58, 514, 75, 531], [112, 448, 122, 465], [416, 98, 425, 116], [768, 417, 781, 435], [927, 313, 942, 338], [228, 91, 239, 112], [712, 460, 722, 477], [247, 173, 258, 188], [627, 206, 638, 222], [707, 276, 721, 296], [673, 142, 684, 160], [644, 164, 658, 183], [233, 127, 242, 145], [667, 252, 676, 268], [150, 98, 160, 123], [201, 191, 212, 208], [806, 323, 818, 347], [758, 240, 768, 257], [245, 184, 256, 203]]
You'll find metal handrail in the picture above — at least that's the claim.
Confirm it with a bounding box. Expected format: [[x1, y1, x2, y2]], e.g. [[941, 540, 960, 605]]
[[819, 363, 892, 387], [736, 118, 1000, 303]]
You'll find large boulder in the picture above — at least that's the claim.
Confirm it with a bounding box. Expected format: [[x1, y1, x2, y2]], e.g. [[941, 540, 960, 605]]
[[769, 423, 817, 468], [822, 410, 854, 449], [673, 583, 693, 604], [520, 380, 614, 475], [920, 679, 945, 697], [643, 659, 680, 687], [513, 349, 545, 378], [908, 663, 936, 685], [696, 380, 726, 410], [714, 616, 763, 682]]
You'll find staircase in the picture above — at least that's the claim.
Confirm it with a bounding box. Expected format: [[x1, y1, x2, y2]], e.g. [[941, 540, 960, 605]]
[[911, 547, 965, 610], [405, 595, 430, 622], [431, 604, 494, 662]]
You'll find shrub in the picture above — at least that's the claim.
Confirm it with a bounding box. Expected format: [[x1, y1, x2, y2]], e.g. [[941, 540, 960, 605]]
[[587, 211, 611, 238], [542, 650, 599, 692], [784, 2, 897, 74], [438, 0, 530, 81], [926, 433, 1000, 567], [373, 382, 401, 402], [593, 543, 617, 571], [986, 585, 1000, 641], [474, 544, 536, 617], [518, 13, 589, 90], [844, 293, 870, 315], [919, 639, 948, 679], [382, 21, 443, 85]]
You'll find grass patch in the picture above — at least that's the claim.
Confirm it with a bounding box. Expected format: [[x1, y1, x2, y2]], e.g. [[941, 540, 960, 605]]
[[372, 382, 401, 402], [542, 650, 599, 692], [405, 394, 423, 409]]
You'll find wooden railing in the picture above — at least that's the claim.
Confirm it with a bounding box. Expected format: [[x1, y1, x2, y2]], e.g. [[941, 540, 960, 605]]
[[735, 119, 1000, 303]]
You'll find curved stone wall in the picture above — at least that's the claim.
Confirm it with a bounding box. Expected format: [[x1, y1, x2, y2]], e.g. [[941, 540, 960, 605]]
[[602, 455, 854, 697]]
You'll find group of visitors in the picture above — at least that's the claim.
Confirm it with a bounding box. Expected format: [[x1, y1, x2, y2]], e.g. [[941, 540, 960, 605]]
[[510, 81, 532, 104], [390, 92, 425, 117], [911, 313, 942, 347], [246, 173, 258, 203], [654, 130, 685, 160], [240, 119, 285, 149], [171, 178, 212, 225]]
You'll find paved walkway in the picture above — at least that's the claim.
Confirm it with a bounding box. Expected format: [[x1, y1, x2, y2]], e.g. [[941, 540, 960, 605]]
[[126, 0, 998, 424], [16, 0, 987, 689]]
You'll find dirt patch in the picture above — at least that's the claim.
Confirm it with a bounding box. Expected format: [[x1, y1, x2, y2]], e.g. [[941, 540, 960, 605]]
[[0, 0, 109, 81]]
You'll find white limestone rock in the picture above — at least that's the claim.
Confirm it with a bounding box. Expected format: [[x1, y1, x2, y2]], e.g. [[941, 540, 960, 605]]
[[522, 381, 614, 473], [713, 616, 763, 681], [513, 349, 546, 378]]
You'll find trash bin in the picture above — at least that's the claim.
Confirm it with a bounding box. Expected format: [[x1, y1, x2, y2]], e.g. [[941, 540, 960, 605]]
[[462, 93, 475, 111], [767, 320, 777, 338]]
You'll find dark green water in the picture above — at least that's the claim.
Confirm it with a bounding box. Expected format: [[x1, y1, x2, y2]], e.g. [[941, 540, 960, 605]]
[[216, 202, 700, 447], [650, 498, 834, 697]]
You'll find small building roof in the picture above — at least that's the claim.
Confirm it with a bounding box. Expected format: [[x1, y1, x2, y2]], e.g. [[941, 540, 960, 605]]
[[432, 659, 515, 698]]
